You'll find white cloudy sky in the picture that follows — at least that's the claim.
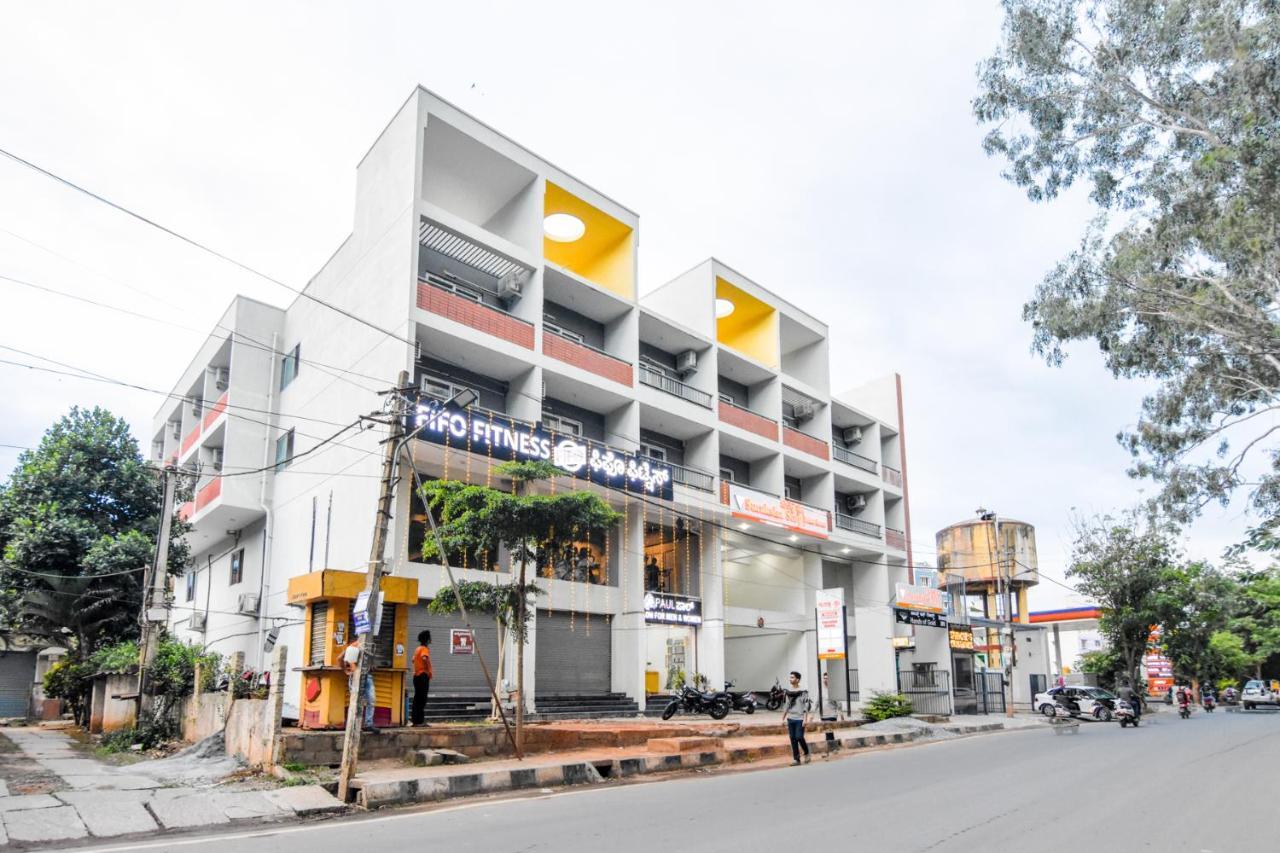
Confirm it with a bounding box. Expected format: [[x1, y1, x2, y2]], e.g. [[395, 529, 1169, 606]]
[[0, 2, 1254, 609]]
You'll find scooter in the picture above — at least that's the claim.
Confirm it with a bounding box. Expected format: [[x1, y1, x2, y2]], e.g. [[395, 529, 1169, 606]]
[[662, 684, 731, 721], [1115, 699, 1140, 728], [1203, 694, 1216, 713], [764, 679, 787, 712], [1178, 700, 1192, 719], [724, 681, 757, 714]]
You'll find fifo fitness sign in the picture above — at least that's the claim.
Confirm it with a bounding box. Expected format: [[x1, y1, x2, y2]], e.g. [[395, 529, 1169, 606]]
[[409, 400, 674, 499], [816, 588, 846, 660]]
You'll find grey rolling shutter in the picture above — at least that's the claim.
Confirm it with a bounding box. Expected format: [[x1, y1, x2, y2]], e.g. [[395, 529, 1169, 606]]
[[373, 602, 396, 668], [309, 602, 330, 666], [0, 651, 37, 717], [534, 611, 611, 695], [406, 602, 501, 695]]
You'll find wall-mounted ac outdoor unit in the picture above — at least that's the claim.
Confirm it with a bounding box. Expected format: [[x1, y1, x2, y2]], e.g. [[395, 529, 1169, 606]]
[[675, 350, 698, 376], [498, 268, 527, 301], [170, 421, 181, 440], [841, 426, 863, 446], [189, 612, 207, 632], [844, 494, 867, 513], [237, 593, 260, 615], [213, 367, 230, 391], [211, 448, 224, 471], [792, 401, 816, 422]]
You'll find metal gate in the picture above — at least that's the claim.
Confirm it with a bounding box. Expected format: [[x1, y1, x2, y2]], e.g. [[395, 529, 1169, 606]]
[[0, 651, 36, 718], [406, 602, 502, 695], [897, 669, 952, 716], [980, 671, 1006, 714], [535, 611, 612, 695]]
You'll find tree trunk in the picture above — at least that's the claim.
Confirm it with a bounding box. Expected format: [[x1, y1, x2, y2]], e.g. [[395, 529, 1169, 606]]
[[516, 549, 527, 754], [490, 615, 506, 723]]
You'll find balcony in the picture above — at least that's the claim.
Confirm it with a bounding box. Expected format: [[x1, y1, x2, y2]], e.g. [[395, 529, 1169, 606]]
[[718, 400, 778, 442], [886, 527, 906, 551], [201, 392, 228, 431], [542, 328, 633, 386], [833, 445, 877, 474], [782, 427, 829, 461], [193, 477, 222, 515], [416, 277, 534, 350], [639, 364, 713, 408], [667, 461, 715, 492], [883, 465, 903, 488], [835, 513, 881, 539], [179, 424, 201, 458]]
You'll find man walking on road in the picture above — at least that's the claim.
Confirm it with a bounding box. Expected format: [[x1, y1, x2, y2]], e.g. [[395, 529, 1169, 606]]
[[783, 670, 812, 766], [411, 630, 433, 726]]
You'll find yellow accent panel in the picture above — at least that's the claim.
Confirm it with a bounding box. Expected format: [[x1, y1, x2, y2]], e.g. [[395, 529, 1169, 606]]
[[543, 182, 635, 300], [715, 277, 778, 367], [287, 570, 419, 605]]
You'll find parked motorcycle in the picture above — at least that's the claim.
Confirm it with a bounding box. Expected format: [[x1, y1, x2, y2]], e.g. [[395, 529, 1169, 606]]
[[1222, 687, 1239, 705], [662, 684, 731, 720], [764, 679, 787, 712], [724, 681, 757, 714], [1115, 699, 1139, 728]]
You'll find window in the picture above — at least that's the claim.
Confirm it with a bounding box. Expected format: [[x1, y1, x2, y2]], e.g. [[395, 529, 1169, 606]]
[[784, 476, 803, 501], [280, 343, 300, 390], [230, 549, 244, 586], [544, 318, 585, 345], [718, 391, 739, 406], [421, 375, 477, 406], [640, 443, 667, 462], [719, 468, 735, 483], [185, 571, 196, 602], [274, 429, 295, 469], [541, 413, 582, 436]]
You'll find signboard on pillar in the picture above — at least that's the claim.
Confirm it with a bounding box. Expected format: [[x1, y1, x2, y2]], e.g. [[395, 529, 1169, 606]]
[[895, 608, 946, 629], [725, 483, 830, 539], [815, 588, 846, 660]]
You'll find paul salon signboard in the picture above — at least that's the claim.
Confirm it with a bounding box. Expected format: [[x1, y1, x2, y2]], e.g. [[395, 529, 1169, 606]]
[[725, 483, 829, 539], [643, 592, 702, 626], [409, 400, 674, 499]]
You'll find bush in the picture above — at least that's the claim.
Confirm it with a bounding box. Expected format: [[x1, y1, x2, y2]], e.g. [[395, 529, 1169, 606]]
[[91, 640, 140, 674], [863, 691, 913, 721], [42, 658, 95, 725]]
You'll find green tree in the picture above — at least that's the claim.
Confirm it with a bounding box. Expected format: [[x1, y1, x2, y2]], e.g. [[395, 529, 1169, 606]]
[[1226, 567, 1280, 677], [418, 460, 620, 750], [1153, 561, 1235, 691], [974, 1, 1280, 526], [1065, 512, 1175, 689], [1206, 629, 1257, 685], [1077, 648, 1125, 691], [0, 407, 189, 655]]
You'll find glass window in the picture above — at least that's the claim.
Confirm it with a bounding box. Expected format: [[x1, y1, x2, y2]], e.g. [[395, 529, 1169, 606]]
[[274, 429, 295, 469], [230, 549, 244, 586], [185, 571, 196, 602], [280, 343, 300, 390]]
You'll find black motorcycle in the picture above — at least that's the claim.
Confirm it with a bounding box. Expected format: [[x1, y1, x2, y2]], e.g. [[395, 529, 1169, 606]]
[[764, 678, 786, 712], [662, 684, 731, 720], [724, 681, 757, 715]]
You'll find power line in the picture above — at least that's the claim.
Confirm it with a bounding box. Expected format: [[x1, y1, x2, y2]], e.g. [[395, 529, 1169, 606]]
[[0, 144, 417, 349]]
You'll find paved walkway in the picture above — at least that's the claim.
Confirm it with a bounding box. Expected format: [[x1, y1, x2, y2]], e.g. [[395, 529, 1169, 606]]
[[0, 728, 340, 847]]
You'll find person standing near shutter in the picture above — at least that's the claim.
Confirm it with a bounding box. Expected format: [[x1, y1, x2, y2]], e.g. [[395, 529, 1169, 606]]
[[411, 630, 433, 726]]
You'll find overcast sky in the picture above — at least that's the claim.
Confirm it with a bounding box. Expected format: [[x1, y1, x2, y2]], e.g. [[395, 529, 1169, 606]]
[[0, 2, 1252, 609]]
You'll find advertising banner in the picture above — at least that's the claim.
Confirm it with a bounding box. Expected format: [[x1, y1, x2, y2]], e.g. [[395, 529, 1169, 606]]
[[726, 483, 829, 539], [895, 582, 945, 614], [815, 588, 846, 660], [895, 607, 946, 629], [643, 592, 702, 625], [948, 625, 975, 650], [408, 399, 674, 499], [450, 628, 475, 655]]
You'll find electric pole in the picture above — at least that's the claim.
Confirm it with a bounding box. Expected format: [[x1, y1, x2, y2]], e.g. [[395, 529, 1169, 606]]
[[337, 370, 409, 803], [138, 464, 178, 716]]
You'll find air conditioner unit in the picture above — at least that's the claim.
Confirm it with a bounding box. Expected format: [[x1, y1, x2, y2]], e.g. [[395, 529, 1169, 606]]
[[792, 401, 816, 422], [841, 426, 863, 446], [189, 612, 207, 632], [675, 350, 698, 376], [844, 494, 867, 513], [170, 420, 181, 440], [237, 593, 260, 615], [214, 367, 230, 391], [498, 268, 527, 301], [211, 448, 224, 471]]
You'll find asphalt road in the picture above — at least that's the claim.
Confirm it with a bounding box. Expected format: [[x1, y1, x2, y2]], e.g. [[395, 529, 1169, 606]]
[[61, 709, 1279, 853]]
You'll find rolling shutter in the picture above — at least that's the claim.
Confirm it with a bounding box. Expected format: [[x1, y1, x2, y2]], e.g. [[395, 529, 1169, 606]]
[[0, 651, 36, 717], [535, 611, 611, 695], [309, 601, 330, 666], [406, 602, 501, 695]]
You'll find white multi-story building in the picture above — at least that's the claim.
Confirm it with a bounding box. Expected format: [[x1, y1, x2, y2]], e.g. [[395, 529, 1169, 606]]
[[153, 87, 917, 719]]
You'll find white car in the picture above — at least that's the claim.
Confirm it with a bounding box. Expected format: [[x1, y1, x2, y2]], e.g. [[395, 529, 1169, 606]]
[[1241, 679, 1280, 710], [1035, 686, 1123, 721]]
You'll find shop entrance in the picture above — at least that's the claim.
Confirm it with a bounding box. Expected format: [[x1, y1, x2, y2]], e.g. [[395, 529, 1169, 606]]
[[952, 651, 979, 715], [645, 624, 697, 694]]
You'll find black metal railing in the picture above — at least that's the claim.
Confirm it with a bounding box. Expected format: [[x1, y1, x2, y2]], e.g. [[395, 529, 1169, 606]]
[[833, 445, 878, 473], [897, 669, 953, 716], [639, 364, 713, 408], [667, 461, 716, 492], [835, 513, 881, 538]]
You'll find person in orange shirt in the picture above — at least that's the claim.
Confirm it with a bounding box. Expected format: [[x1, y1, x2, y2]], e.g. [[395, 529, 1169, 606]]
[[411, 630, 433, 726]]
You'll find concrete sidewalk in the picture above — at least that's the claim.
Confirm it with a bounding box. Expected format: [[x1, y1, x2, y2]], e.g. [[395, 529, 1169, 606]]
[[350, 719, 1008, 808], [0, 727, 342, 847]]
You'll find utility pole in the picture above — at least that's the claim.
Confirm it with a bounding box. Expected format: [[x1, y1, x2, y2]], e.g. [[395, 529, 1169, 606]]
[[138, 464, 178, 716], [337, 370, 409, 803]]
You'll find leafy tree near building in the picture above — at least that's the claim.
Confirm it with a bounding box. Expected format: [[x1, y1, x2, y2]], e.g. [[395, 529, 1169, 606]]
[[975, 1, 1280, 530], [1152, 561, 1236, 690], [0, 407, 189, 656]]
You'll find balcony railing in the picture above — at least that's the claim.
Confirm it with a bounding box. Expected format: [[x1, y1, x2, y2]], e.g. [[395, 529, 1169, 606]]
[[833, 445, 878, 474], [883, 465, 904, 487], [202, 391, 228, 431], [667, 461, 715, 492], [885, 527, 906, 551], [783, 426, 829, 461], [718, 400, 779, 441], [542, 327, 633, 386], [835, 513, 881, 538], [417, 277, 535, 349], [639, 365, 713, 408]]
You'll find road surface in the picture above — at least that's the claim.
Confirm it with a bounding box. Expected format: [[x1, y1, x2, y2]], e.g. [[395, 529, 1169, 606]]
[[61, 709, 1279, 853]]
